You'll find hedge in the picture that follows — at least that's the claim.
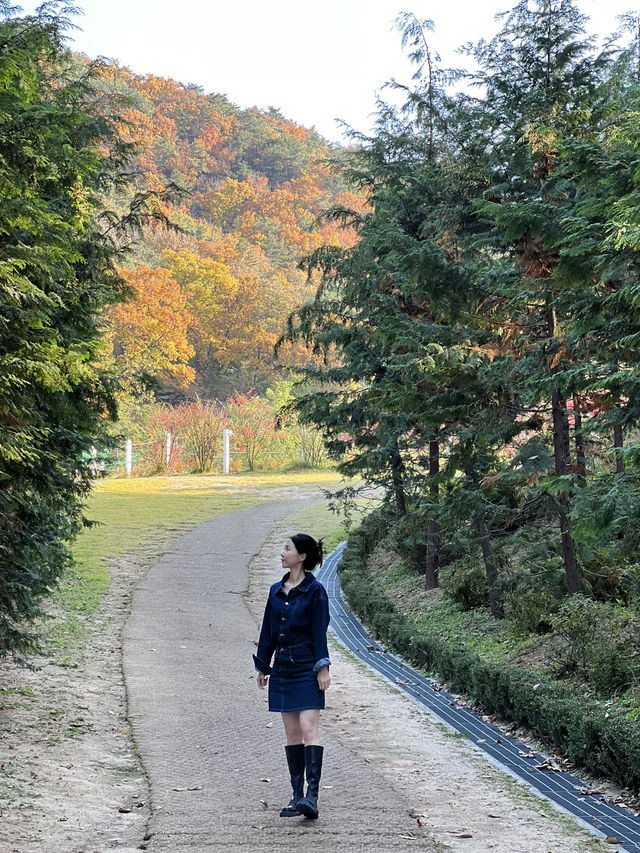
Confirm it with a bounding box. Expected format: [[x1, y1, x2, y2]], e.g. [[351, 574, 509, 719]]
[[338, 519, 640, 791]]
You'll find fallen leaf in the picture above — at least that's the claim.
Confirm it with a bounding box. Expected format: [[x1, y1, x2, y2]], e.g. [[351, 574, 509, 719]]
[[539, 811, 548, 818], [187, 786, 201, 791], [477, 739, 486, 744], [322, 785, 333, 789], [265, 721, 273, 728], [488, 813, 501, 818], [457, 833, 473, 838], [417, 818, 425, 827], [399, 834, 416, 840], [260, 799, 268, 809], [118, 807, 132, 813], [260, 777, 271, 783], [605, 838, 622, 845], [536, 759, 562, 772]]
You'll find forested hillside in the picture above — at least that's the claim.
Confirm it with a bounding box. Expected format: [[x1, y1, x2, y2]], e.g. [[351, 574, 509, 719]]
[[94, 65, 362, 400]]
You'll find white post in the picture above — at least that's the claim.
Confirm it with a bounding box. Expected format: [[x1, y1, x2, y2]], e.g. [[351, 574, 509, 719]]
[[165, 432, 172, 468], [222, 429, 232, 474], [90, 445, 98, 477], [125, 439, 132, 477]]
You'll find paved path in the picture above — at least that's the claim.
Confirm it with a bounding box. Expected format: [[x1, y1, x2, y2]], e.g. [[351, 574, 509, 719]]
[[123, 500, 442, 852]]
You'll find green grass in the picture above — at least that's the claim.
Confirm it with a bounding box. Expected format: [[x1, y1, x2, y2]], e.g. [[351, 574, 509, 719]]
[[110, 469, 344, 489], [47, 471, 344, 662], [370, 555, 538, 665]]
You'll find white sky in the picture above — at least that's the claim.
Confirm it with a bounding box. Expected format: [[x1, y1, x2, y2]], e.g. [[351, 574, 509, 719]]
[[17, 0, 640, 142]]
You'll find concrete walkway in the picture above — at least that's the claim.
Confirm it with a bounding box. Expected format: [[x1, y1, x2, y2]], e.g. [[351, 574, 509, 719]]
[[123, 500, 442, 852]]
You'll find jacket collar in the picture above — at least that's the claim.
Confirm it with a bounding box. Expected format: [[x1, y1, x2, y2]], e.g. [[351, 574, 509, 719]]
[[276, 571, 315, 595]]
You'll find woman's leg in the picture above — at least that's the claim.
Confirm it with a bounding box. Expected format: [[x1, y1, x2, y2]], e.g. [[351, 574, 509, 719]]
[[281, 711, 303, 745], [279, 713, 305, 817], [298, 709, 320, 745], [297, 711, 324, 819]]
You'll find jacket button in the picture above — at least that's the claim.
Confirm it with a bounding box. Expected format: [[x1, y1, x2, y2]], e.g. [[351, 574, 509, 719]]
[[285, 601, 289, 606], [281, 617, 286, 622]]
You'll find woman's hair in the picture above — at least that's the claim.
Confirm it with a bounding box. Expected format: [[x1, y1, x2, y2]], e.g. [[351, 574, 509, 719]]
[[290, 533, 323, 572]]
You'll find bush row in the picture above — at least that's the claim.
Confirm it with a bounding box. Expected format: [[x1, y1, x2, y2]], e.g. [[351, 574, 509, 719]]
[[338, 518, 640, 791]]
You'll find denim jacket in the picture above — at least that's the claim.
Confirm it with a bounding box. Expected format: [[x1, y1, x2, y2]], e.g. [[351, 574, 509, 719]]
[[253, 571, 331, 675]]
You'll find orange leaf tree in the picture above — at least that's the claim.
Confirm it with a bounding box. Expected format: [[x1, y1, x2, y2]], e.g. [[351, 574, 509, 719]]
[[102, 266, 195, 391]]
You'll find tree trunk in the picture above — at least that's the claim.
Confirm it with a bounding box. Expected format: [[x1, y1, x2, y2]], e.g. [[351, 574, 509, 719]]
[[391, 439, 408, 516], [614, 422, 625, 474], [573, 394, 586, 483], [463, 459, 503, 617], [546, 309, 581, 594], [474, 509, 503, 618], [551, 387, 581, 593], [424, 436, 440, 590]]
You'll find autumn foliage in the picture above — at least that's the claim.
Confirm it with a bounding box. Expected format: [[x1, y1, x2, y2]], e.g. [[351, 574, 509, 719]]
[[95, 66, 363, 399], [102, 266, 195, 389]]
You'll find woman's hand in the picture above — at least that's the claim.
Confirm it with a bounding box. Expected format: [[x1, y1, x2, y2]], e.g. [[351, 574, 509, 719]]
[[317, 666, 330, 691], [257, 673, 268, 690]]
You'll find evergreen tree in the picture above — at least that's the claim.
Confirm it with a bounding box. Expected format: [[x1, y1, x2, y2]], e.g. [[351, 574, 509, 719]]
[[281, 1, 640, 616], [465, 0, 614, 593], [0, 2, 164, 655]]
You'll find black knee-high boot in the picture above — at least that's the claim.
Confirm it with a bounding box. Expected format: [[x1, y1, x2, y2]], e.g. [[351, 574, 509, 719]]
[[297, 744, 323, 819], [280, 744, 306, 817]]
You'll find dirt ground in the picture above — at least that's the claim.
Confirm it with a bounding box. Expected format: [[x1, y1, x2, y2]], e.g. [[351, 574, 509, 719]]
[[0, 495, 611, 853], [0, 550, 152, 853]]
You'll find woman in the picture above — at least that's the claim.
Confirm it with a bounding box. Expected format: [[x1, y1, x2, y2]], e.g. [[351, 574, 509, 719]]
[[253, 533, 330, 820]]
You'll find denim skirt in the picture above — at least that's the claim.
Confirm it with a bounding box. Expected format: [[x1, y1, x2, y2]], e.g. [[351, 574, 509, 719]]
[[268, 644, 325, 713]]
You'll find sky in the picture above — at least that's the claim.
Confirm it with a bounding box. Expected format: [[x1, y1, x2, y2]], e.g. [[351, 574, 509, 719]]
[[17, 0, 639, 143]]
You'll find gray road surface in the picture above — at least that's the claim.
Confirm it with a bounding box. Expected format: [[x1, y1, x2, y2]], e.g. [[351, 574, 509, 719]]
[[123, 500, 442, 852]]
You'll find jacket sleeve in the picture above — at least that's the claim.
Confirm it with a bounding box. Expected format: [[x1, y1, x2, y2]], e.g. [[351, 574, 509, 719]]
[[253, 596, 275, 675], [311, 584, 331, 672]]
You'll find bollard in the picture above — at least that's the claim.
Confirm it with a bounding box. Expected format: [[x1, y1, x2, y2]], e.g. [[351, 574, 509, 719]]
[[222, 428, 232, 474], [125, 439, 132, 477]]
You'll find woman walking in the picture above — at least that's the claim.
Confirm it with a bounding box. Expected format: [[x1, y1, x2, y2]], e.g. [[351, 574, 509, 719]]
[[254, 533, 330, 819]]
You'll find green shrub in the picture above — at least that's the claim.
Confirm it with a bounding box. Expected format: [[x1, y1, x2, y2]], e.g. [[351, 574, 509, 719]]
[[547, 596, 640, 696], [443, 560, 489, 610], [619, 563, 640, 605], [505, 587, 558, 635]]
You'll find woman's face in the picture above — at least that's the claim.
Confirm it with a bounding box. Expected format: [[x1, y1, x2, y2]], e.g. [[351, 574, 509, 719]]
[[281, 538, 305, 572]]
